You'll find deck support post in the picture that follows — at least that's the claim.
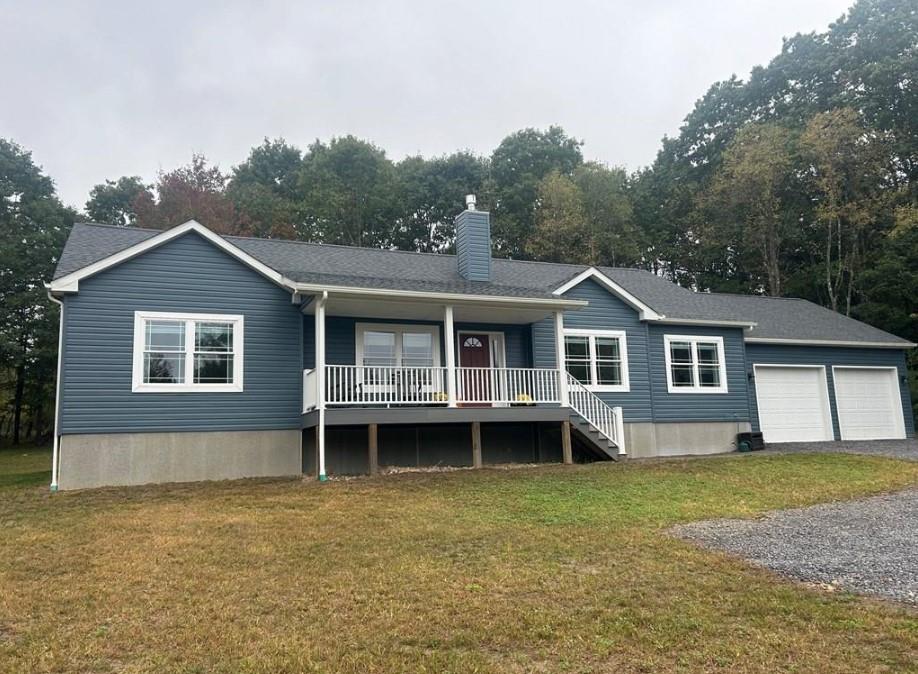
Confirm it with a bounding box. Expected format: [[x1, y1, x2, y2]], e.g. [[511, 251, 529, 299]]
[[561, 420, 573, 465], [368, 423, 379, 475], [471, 421, 483, 468], [315, 291, 328, 481], [444, 305, 457, 407], [553, 311, 569, 408]]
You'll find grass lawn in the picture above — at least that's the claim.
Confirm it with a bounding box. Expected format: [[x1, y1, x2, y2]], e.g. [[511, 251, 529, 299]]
[[1, 450, 918, 673]]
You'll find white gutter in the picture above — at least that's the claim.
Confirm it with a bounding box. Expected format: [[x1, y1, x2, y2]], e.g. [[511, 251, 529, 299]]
[[45, 288, 64, 492], [745, 337, 916, 349], [656, 317, 758, 328], [292, 282, 587, 309]]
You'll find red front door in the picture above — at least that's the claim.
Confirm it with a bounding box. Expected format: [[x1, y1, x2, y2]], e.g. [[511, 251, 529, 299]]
[[458, 334, 491, 406]]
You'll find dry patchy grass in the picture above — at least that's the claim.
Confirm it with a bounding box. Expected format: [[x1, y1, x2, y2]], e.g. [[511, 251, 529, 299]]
[[1, 450, 918, 673]]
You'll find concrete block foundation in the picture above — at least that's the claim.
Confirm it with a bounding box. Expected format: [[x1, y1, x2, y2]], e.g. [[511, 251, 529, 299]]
[[58, 429, 302, 490]]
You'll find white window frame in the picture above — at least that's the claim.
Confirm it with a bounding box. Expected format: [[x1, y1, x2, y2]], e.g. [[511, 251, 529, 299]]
[[132, 311, 244, 393], [563, 328, 630, 393], [664, 334, 728, 394], [355, 323, 441, 368]]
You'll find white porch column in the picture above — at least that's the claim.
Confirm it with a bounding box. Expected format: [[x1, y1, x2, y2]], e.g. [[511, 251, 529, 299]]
[[443, 305, 457, 407], [315, 291, 328, 481], [554, 310, 570, 407]]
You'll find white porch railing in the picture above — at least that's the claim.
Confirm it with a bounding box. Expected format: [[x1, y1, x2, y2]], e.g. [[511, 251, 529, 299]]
[[326, 365, 450, 405], [304, 365, 564, 407], [455, 367, 560, 405], [566, 373, 626, 454]]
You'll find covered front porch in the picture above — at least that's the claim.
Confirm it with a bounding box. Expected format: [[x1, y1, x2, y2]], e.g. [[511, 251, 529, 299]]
[[298, 289, 625, 477]]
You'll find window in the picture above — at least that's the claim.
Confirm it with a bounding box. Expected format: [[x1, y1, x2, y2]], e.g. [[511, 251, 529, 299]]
[[355, 324, 439, 369], [664, 335, 727, 393], [133, 312, 243, 392], [563, 330, 629, 392]]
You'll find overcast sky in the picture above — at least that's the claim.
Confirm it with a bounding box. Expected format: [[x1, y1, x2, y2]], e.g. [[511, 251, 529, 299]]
[[2, 0, 853, 209]]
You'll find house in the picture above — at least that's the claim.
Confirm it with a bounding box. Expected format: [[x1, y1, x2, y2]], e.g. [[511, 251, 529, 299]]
[[46, 197, 915, 490]]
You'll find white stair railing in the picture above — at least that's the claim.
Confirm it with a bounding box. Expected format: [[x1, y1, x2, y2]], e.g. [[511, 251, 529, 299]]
[[565, 373, 626, 455]]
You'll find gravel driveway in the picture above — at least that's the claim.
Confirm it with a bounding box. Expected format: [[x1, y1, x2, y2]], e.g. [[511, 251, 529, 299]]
[[673, 486, 918, 604], [765, 438, 918, 461]]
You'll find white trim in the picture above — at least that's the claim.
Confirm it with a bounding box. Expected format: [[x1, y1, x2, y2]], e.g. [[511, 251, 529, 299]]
[[297, 282, 587, 309], [50, 221, 294, 293], [752, 364, 835, 442], [660, 317, 757, 328], [663, 334, 728, 394], [315, 291, 328, 480], [132, 311, 244, 393], [355, 323, 441, 368], [745, 337, 915, 349], [457, 330, 506, 370], [562, 328, 631, 393], [552, 268, 663, 320], [554, 311, 570, 407], [831, 365, 907, 440]]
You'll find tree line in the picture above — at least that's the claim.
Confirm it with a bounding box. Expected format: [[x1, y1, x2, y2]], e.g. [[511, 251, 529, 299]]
[[1, 0, 915, 444]]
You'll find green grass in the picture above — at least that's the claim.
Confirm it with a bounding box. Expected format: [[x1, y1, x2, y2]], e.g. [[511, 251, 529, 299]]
[[1, 450, 917, 672], [0, 446, 50, 489]]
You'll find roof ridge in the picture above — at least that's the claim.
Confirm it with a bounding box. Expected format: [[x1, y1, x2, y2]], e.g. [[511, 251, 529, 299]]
[[75, 221, 161, 232]]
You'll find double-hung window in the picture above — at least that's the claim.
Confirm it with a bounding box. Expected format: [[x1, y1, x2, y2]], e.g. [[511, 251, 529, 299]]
[[664, 335, 727, 393], [132, 312, 244, 392], [563, 329, 629, 392]]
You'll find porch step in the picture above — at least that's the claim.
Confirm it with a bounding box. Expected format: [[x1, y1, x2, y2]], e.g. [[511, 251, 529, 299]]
[[569, 414, 622, 461]]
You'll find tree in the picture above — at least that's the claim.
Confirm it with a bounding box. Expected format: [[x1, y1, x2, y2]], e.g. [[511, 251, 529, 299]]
[[526, 171, 589, 264], [135, 154, 239, 233], [574, 163, 639, 267], [298, 136, 400, 247], [395, 152, 489, 252], [0, 139, 73, 445], [228, 138, 303, 239], [85, 176, 154, 226], [490, 126, 583, 257], [704, 123, 800, 296], [800, 108, 889, 314]]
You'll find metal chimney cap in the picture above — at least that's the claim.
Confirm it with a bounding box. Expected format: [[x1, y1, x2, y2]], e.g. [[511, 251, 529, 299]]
[[465, 194, 477, 211]]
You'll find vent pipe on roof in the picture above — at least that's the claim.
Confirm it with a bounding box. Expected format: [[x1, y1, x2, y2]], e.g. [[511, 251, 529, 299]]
[[455, 195, 491, 282]]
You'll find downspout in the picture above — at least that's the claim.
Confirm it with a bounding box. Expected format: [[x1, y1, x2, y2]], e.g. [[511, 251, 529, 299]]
[[315, 291, 328, 481], [46, 289, 64, 492]]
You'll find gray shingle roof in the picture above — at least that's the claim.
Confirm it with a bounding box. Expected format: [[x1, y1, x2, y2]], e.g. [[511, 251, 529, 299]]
[[53, 223, 912, 347]]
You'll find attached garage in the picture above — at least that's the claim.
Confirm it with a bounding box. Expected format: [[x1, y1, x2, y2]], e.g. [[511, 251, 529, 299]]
[[832, 367, 907, 440], [753, 365, 834, 443]]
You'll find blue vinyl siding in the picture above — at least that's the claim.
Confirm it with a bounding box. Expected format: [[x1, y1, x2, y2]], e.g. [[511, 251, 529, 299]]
[[303, 318, 531, 368], [60, 232, 303, 434], [532, 278, 652, 422], [648, 325, 750, 422], [746, 344, 915, 438], [455, 210, 491, 281]]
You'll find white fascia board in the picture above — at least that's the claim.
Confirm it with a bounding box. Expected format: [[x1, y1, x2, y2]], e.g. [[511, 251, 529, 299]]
[[48, 220, 297, 294], [552, 268, 663, 320], [744, 337, 916, 349], [658, 317, 758, 328], [293, 282, 588, 309]]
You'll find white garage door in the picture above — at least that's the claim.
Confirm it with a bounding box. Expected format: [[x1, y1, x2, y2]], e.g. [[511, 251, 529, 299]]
[[833, 367, 906, 440], [754, 366, 834, 443]]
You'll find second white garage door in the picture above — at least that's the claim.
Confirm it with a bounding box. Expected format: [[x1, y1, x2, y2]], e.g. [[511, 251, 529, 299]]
[[833, 367, 906, 440], [754, 365, 834, 443]]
